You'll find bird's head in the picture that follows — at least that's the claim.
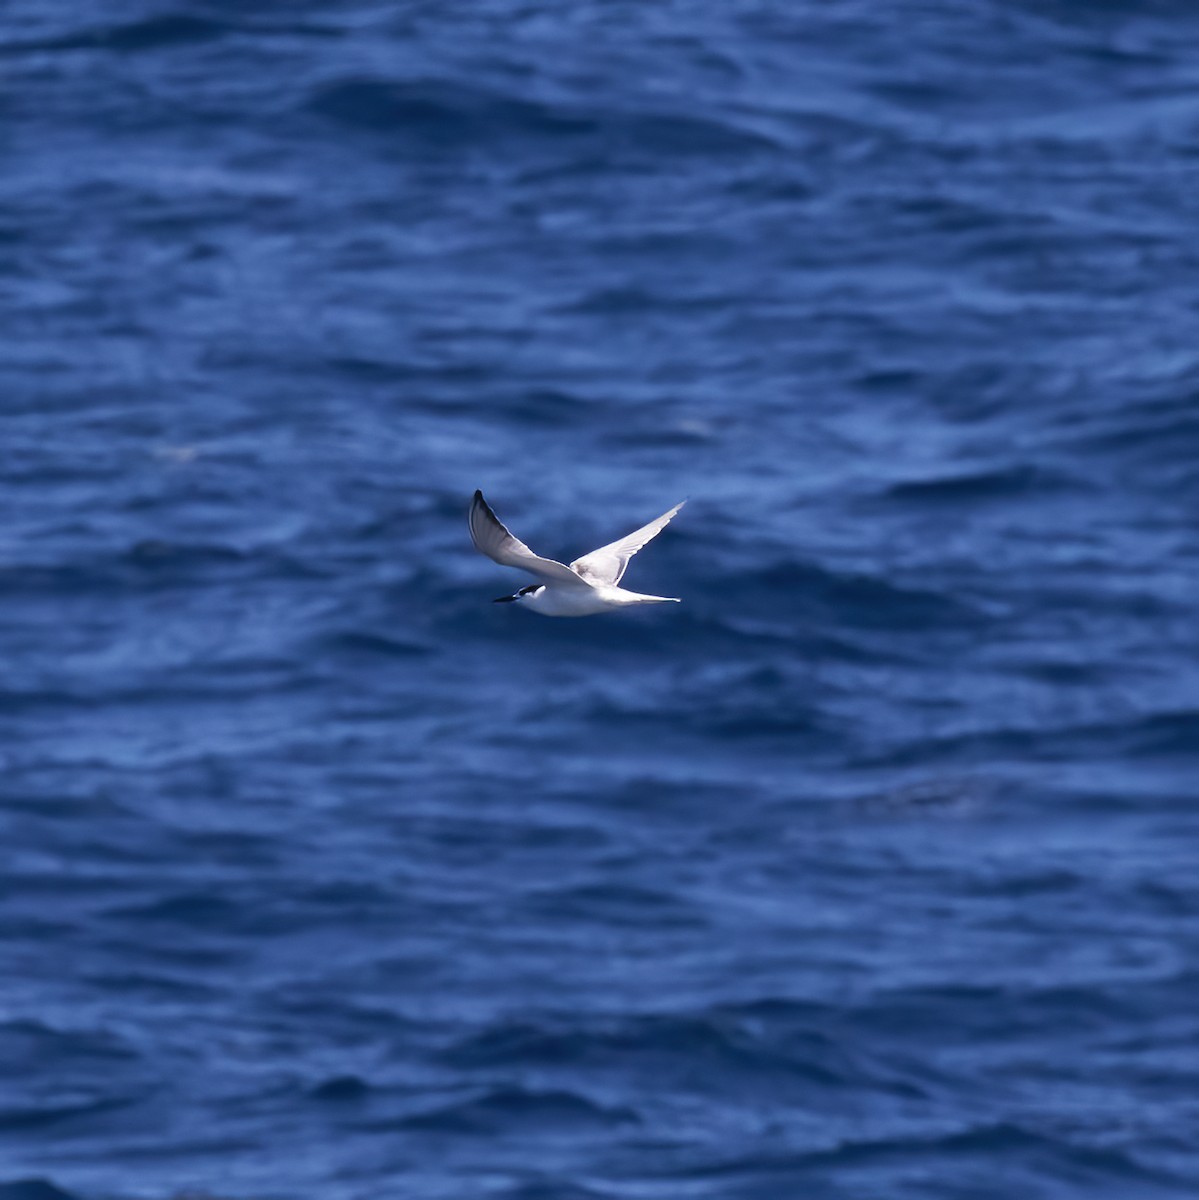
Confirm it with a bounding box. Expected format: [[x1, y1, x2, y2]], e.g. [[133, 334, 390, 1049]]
[[493, 584, 544, 605]]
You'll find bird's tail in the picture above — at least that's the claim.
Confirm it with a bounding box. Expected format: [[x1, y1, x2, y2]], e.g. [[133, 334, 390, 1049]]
[[626, 593, 680, 605]]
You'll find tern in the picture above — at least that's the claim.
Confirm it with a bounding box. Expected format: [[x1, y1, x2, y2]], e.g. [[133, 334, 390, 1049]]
[[469, 490, 684, 616]]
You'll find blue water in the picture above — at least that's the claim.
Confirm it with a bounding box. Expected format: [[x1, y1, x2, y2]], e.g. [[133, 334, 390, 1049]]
[[3, 2, 1198, 1198]]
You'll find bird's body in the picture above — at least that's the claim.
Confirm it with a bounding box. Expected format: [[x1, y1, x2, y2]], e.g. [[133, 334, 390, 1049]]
[[469, 490, 684, 617], [505, 580, 679, 617]]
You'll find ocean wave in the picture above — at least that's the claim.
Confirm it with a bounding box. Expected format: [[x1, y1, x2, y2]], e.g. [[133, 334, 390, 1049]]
[[883, 463, 1086, 504], [394, 1086, 640, 1134], [0, 1181, 79, 1200], [306, 76, 780, 158], [5, 0, 1199, 1196], [309, 1074, 373, 1102]]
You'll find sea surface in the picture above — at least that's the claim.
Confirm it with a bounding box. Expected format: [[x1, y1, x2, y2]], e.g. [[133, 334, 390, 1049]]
[[2, 2, 1198, 1198]]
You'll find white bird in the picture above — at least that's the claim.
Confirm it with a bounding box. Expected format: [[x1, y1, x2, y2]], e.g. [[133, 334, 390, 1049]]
[[469, 490, 685, 616]]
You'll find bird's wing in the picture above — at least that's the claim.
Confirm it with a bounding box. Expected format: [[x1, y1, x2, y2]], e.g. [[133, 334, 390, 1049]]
[[469, 491, 590, 587], [570, 500, 685, 585]]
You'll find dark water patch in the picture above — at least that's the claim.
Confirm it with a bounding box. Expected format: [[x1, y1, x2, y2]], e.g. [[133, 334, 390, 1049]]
[[270, 995, 429, 1042], [703, 613, 914, 666], [861, 982, 1139, 1044], [0, 1096, 133, 1133], [407, 386, 595, 428], [864, 705, 1199, 770], [0, 677, 306, 717], [969, 864, 1086, 898], [439, 1021, 589, 1070], [307, 77, 778, 160], [1052, 394, 1199, 464], [0, 543, 282, 600], [883, 463, 1085, 505], [890, 191, 1012, 237], [308, 78, 596, 144], [560, 284, 728, 318], [440, 1013, 771, 1072], [0, 1182, 80, 1200], [0, 1019, 140, 1068], [997, 655, 1116, 687], [809, 1120, 1172, 1184], [94, 15, 229, 53], [6, 15, 231, 55], [866, 77, 977, 115], [164, 827, 284, 865], [124, 540, 247, 568], [295, 878, 399, 913], [86, 934, 243, 972], [515, 388, 600, 427], [852, 366, 926, 394], [497, 1181, 615, 1200], [1123, 709, 1199, 759], [102, 882, 404, 943], [1133, 879, 1199, 918], [0, 686, 104, 716], [316, 629, 431, 660], [104, 892, 259, 933], [440, 1005, 925, 1100], [683, 1119, 1182, 1196], [736, 560, 986, 634], [0, 915, 80, 942], [321, 355, 495, 389], [396, 1086, 640, 1135], [518, 882, 711, 931], [310, 1074, 373, 1102], [77, 970, 224, 1003], [88, 1133, 266, 1162]]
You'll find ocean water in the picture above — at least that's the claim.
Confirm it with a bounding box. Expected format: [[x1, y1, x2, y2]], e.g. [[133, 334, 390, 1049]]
[[2, 2, 1198, 1198]]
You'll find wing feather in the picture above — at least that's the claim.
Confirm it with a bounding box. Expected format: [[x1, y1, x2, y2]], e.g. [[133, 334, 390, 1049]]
[[570, 500, 685, 585], [469, 491, 588, 586]]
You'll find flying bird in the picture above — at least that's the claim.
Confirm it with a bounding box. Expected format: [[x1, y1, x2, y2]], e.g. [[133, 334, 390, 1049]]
[[469, 490, 684, 616]]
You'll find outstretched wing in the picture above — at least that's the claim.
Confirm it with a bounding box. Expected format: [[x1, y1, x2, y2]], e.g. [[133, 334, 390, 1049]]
[[570, 500, 685, 586], [469, 491, 589, 586]]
